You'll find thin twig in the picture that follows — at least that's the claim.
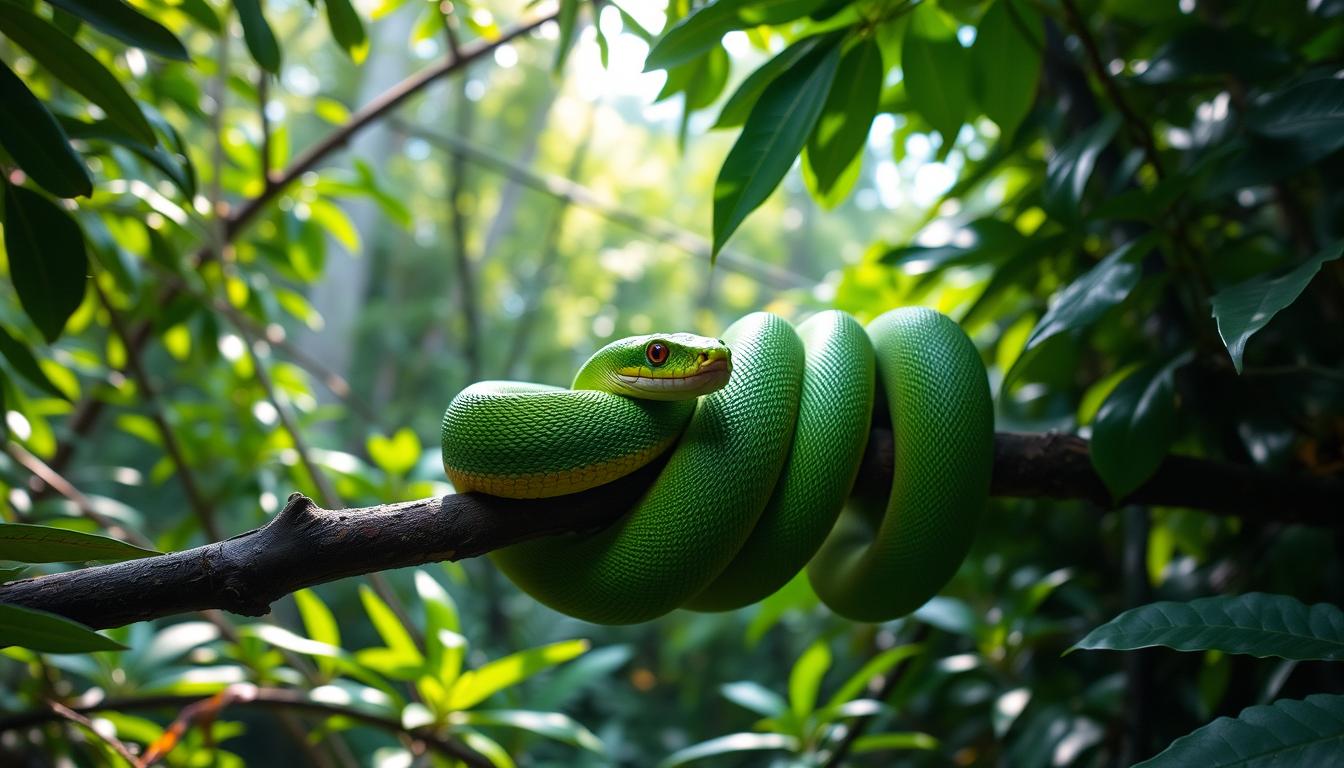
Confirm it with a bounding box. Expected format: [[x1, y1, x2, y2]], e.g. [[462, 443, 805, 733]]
[[48, 701, 141, 765], [4, 442, 151, 548]]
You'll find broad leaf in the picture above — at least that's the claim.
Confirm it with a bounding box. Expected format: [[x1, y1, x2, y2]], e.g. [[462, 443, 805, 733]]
[[60, 115, 195, 198], [788, 640, 831, 718], [456, 710, 603, 753], [414, 570, 463, 684], [367, 428, 421, 477], [1044, 114, 1120, 220], [715, 35, 830, 129], [720, 681, 787, 718], [46, 0, 189, 60], [712, 38, 840, 258], [0, 324, 70, 399], [458, 729, 515, 768], [0, 604, 126, 653], [357, 585, 423, 670], [805, 37, 882, 198], [448, 639, 589, 710], [1089, 353, 1189, 499], [235, 0, 281, 73], [826, 643, 923, 709], [646, 0, 826, 71], [553, 0, 580, 73], [658, 733, 798, 768], [1246, 77, 1344, 164], [0, 63, 92, 198], [0, 2, 156, 144], [902, 2, 970, 144], [2, 183, 91, 342], [0, 522, 158, 563], [1021, 235, 1152, 353], [971, 0, 1042, 141], [1134, 694, 1344, 768], [1211, 243, 1343, 373], [1071, 593, 1344, 661], [324, 0, 366, 61], [294, 588, 340, 676]]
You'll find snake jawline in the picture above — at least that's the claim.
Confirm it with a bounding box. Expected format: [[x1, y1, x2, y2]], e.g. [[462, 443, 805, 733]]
[[444, 308, 994, 625]]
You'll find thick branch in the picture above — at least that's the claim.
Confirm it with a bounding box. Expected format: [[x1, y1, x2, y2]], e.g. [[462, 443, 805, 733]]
[[1, 431, 1339, 630]]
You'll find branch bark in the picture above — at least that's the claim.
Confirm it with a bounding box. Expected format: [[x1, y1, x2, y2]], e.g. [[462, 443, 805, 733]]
[[1, 431, 1338, 630]]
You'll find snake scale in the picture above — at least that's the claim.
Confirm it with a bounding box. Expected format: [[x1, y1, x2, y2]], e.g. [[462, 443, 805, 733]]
[[441, 308, 994, 625]]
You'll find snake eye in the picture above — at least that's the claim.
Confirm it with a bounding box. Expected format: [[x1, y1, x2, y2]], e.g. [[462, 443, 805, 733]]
[[645, 342, 669, 366]]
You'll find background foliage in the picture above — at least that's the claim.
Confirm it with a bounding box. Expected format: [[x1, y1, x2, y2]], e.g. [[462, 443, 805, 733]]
[[1, 0, 1343, 765]]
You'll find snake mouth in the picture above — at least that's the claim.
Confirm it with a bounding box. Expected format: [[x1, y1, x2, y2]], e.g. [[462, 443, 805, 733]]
[[617, 357, 730, 392]]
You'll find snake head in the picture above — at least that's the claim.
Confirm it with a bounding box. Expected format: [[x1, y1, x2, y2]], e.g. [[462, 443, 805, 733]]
[[574, 332, 732, 401]]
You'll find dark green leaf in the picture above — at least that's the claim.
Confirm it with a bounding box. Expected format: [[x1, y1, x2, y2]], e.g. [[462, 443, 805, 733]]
[[235, 0, 281, 73], [1089, 353, 1189, 499], [173, 0, 223, 33], [1137, 25, 1291, 86], [971, 0, 1042, 141], [0, 62, 93, 198], [1134, 694, 1344, 768], [1212, 243, 1342, 373], [804, 37, 882, 198], [646, 0, 827, 72], [46, 0, 188, 60], [657, 733, 798, 768], [324, 0, 366, 59], [554, 0, 580, 73], [902, 2, 970, 143], [1021, 235, 1152, 353], [826, 644, 923, 709], [683, 45, 730, 112], [610, 1, 652, 42], [0, 604, 126, 653], [715, 34, 830, 129], [712, 38, 840, 258], [0, 522, 160, 562], [59, 116, 196, 198], [0, 324, 69, 399], [1044, 114, 1120, 219], [1071, 593, 1344, 661], [0, 565, 27, 583], [2, 183, 90, 342], [0, 2, 156, 144]]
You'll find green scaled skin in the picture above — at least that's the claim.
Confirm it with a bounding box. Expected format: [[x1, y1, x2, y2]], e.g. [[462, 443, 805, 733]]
[[440, 308, 993, 625]]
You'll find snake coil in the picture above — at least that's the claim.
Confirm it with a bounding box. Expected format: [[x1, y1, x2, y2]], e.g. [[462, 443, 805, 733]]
[[441, 308, 993, 624]]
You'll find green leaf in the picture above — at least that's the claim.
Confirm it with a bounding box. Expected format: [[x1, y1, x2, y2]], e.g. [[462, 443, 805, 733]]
[[0, 523, 158, 562], [0, 603, 126, 653], [0, 566, 28, 583], [414, 570, 463, 685], [1090, 353, 1188, 499], [902, 2, 970, 143], [294, 588, 340, 675], [46, 0, 189, 60], [367, 427, 421, 477], [852, 732, 939, 753], [1136, 25, 1290, 86], [804, 37, 881, 199], [448, 639, 589, 710], [173, 0, 223, 33], [720, 681, 787, 718], [358, 585, 422, 661], [1021, 235, 1152, 353], [456, 710, 604, 753], [60, 116, 196, 198], [715, 35, 830, 129], [0, 62, 92, 198], [1071, 593, 1344, 661], [1133, 694, 1344, 768], [0, 324, 69, 399], [971, 0, 1042, 141], [0, 2, 156, 145], [1043, 114, 1120, 220], [646, 0, 826, 72], [235, 0, 281, 73], [1211, 243, 1343, 374], [458, 729, 516, 768], [529, 644, 633, 712], [826, 643, 923, 709], [788, 640, 831, 719], [1245, 77, 1344, 162], [324, 0, 366, 61], [658, 733, 798, 768], [2, 183, 91, 343], [712, 38, 840, 258], [553, 0, 580, 73]]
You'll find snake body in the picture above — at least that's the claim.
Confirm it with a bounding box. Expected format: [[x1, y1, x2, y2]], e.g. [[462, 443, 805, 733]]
[[441, 308, 993, 624]]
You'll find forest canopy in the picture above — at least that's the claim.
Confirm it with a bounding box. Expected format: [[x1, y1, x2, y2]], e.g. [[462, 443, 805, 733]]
[[1, 0, 1343, 766]]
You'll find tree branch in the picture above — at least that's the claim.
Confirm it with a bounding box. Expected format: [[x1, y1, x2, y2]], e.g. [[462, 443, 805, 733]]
[[1, 431, 1338, 630]]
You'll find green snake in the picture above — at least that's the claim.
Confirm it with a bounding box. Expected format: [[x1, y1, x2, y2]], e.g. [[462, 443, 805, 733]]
[[441, 308, 993, 624]]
